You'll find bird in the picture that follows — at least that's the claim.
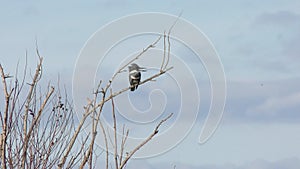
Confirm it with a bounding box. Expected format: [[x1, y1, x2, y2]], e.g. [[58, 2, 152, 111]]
[[128, 63, 146, 91]]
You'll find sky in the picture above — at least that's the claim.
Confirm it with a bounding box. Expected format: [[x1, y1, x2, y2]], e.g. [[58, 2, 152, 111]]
[[1, 0, 300, 168]]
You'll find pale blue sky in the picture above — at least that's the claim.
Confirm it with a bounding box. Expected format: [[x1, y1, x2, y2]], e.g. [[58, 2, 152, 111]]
[[1, 0, 300, 168]]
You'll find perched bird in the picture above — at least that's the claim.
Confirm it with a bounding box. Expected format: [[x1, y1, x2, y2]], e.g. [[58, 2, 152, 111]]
[[128, 63, 146, 91]]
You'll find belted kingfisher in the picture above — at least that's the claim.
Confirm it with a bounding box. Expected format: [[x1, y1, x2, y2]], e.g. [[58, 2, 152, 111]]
[[128, 63, 146, 91]]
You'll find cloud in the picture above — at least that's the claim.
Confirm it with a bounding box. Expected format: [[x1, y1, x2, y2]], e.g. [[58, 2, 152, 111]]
[[222, 10, 300, 79], [252, 11, 300, 62], [246, 92, 300, 121], [253, 10, 300, 27], [236, 157, 300, 169], [224, 78, 300, 123], [280, 31, 300, 62], [127, 157, 300, 169], [252, 10, 300, 61]]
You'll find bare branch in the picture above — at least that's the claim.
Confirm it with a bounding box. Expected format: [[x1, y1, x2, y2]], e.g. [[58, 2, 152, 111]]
[[160, 31, 167, 71], [99, 121, 109, 169], [164, 30, 171, 71], [0, 64, 12, 169], [111, 89, 119, 169], [66, 134, 90, 169], [58, 105, 91, 168], [118, 113, 173, 169], [79, 81, 106, 169], [102, 66, 173, 109], [119, 125, 129, 165], [21, 86, 54, 168], [112, 35, 162, 80], [23, 57, 43, 145]]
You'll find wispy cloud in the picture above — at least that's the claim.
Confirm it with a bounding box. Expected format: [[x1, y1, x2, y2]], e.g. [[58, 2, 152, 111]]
[[246, 92, 300, 121], [253, 10, 300, 27], [221, 10, 300, 79], [224, 78, 300, 123], [235, 157, 300, 169], [127, 157, 300, 169]]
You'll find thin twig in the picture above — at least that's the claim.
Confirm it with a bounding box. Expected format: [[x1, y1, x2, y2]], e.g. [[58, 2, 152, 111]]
[[22, 57, 43, 168], [22, 86, 54, 168], [79, 82, 106, 169], [58, 101, 93, 168], [161, 31, 167, 71], [119, 125, 129, 165], [163, 12, 181, 70], [164, 31, 171, 70], [106, 35, 162, 92], [0, 64, 12, 169], [111, 89, 119, 169], [112, 35, 162, 79], [118, 113, 173, 169], [99, 121, 109, 169]]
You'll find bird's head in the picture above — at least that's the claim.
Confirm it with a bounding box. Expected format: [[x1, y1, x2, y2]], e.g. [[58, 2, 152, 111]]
[[129, 63, 146, 72]]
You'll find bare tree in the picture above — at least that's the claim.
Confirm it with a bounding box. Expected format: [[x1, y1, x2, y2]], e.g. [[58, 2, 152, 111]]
[[0, 55, 77, 169], [0, 27, 174, 169]]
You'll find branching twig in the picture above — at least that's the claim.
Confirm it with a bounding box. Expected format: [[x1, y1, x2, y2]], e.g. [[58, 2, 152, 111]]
[[162, 12, 181, 71], [0, 64, 13, 169], [22, 57, 43, 168], [118, 113, 173, 169], [111, 89, 119, 169], [58, 103, 92, 169], [119, 125, 129, 166], [111, 35, 162, 80], [99, 121, 109, 169], [79, 84, 103, 169], [65, 135, 89, 169], [21, 86, 54, 168]]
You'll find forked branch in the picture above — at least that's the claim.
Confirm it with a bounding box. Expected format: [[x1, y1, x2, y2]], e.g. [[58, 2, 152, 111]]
[[118, 113, 173, 169]]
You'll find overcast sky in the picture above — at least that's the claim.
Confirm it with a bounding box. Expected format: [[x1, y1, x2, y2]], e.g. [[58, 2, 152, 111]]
[[1, 0, 300, 168]]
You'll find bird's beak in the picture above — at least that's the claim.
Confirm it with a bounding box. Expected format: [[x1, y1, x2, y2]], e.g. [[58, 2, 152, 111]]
[[139, 67, 147, 72]]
